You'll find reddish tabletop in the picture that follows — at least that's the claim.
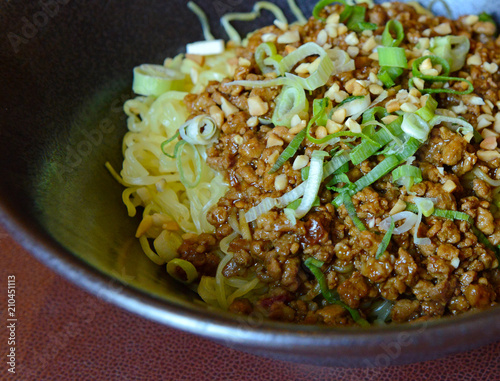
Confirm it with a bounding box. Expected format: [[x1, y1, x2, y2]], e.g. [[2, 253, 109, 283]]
[[0, 225, 499, 381]]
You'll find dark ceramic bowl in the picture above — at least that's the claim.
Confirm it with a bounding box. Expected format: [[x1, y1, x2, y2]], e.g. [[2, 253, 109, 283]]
[[1, 0, 499, 367]]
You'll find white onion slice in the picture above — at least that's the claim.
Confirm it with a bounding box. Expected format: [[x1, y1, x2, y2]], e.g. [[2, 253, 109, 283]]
[[379, 211, 418, 234], [473, 167, 500, 187]]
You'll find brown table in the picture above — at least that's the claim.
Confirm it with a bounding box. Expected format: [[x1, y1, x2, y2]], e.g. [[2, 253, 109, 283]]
[[1, 225, 499, 381]]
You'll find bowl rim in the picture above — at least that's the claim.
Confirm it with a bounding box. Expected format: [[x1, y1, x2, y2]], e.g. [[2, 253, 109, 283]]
[[2, 198, 499, 356]]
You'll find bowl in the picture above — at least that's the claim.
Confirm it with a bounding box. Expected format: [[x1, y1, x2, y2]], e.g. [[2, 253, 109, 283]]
[[1, 0, 499, 367]]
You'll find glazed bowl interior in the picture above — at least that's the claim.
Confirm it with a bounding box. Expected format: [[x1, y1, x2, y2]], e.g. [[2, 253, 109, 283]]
[[1, 0, 499, 367]]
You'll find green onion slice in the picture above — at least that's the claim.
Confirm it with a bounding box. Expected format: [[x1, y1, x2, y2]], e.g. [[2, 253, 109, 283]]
[[161, 131, 181, 158], [362, 106, 389, 124], [410, 55, 473, 95], [313, 0, 348, 21], [255, 42, 283, 74], [133, 64, 185, 97], [429, 35, 470, 73], [287, 196, 320, 210], [343, 193, 366, 231], [415, 95, 438, 122], [346, 6, 377, 32], [176, 141, 202, 188], [293, 150, 330, 219], [269, 128, 307, 174], [479, 12, 496, 24], [334, 137, 421, 206], [178, 115, 219, 145], [350, 116, 403, 165], [378, 66, 404, 88], [272, 82, 309, 128], [280, 42, 335, 91], [376, 217, 394, 259], [304, 258, 369, 327], [378, 47, 408, 69], [381, 19, 405, 47], [166, 258, 199, 284], [401, 112, 431, 143], [392, 165, 423, 187]]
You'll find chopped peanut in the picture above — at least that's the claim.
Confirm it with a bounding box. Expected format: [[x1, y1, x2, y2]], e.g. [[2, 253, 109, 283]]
[[389, 200, 407, 215], [442, 180, 457, 193], [293, 155, 310, 170], [267, 133, 284, 148], [277, 30, 300, 44], [332, 108, 347, 124], [248, 96, 269, 117], [274, 174, 288, 191], [480, 136, 498, 150]]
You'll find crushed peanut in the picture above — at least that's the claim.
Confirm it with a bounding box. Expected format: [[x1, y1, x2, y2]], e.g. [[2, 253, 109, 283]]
[[483, 62, 499, 74], [248, 96, 269, 117], [247, 116, 259, 128], [293, 155, 309, 170], [267, 133, 284, 148], [221, 97, 239, 116], [434, 23, 452, 35], [332, 108, 347, 124], [315, 126, 328, 140], [233, 135, 244, 145], [480, 136, 498, 150], [344, 32, 359, 46], [442, 180, 457, 193], [317, 29, 328, 46], [261, 33, 277, 42], [277, 30, 300, 44], [477, 150, 500, 161], [274, 174, 288, 191], [346, 118, 361, 133], [209, 105, 225, 127], [389, 199, 407, 215], [467, 54, 482, 66]]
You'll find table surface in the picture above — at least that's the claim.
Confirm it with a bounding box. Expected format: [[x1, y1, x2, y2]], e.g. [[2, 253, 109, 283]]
[[1, 225, 499, 381]]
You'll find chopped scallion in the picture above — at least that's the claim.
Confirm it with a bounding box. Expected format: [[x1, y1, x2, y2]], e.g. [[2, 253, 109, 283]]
[[304, 258, 369, 327], [376, 217, 394, 259], [381, 19, 405, 47]]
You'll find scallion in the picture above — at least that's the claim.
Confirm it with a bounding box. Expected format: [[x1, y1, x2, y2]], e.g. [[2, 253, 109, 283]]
[[304, 258, 369, 327], [378, 47, 408, 69], [410, 55, 474, 95], [376, 217, 394, 259], [269, 127, 307, 174], [255, 42, 283, 74], [381, 19, 405, 47], [343, 193, 366, 231]]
